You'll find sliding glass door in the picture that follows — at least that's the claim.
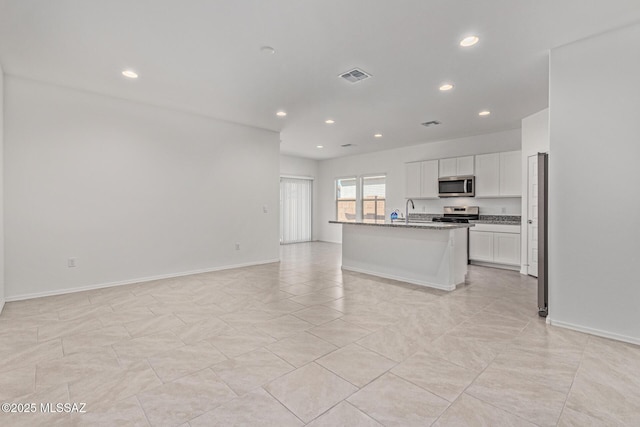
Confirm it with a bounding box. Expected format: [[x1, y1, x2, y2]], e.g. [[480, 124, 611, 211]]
[[280, 177, 312, 244]]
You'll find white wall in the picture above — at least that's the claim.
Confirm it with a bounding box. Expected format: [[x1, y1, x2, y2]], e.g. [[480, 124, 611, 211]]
[[317, 129, 521, 243], [520, 109, 549, 274], [549, 23, 640, 344], [4, 77, 280, 300], [280, 155, 319, 241], [0, 64, 4, 313]]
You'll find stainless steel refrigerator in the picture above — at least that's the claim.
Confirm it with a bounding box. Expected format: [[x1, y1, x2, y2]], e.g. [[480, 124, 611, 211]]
[[537, 152, 549, 317]]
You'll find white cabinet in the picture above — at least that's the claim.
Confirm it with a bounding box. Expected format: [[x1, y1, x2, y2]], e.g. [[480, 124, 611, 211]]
[[474, 153, 500, 196], [493, 232, 521, 265], [439, 156, 474, 177], [420, 160, 439, 198], [405, 160, 439, 199], [474, 151, 521, 197], [439, 158, 457, 178], [457, 156, 475, 176], [406, 162, 422, 198], [469, 230, 494, 262], [470, 223, 521, 269], [499, 151, 521, 196]]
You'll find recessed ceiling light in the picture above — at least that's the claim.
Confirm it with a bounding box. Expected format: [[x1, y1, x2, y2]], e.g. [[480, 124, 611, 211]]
[[122, 70, 138, 79], [439, 83, 454, 91], [316, 145, 324, 148], [260, 46, 276, 54], [276, 111, 287, 117], [325, 119, 335, 124], [460, 36, 479, 47], [479, 110, 491, 116], [374, 133, 383, 138]]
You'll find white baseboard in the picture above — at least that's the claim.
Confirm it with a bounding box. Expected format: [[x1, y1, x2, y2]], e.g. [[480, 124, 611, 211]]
[[341, 265, 457, 291], [5, 258, 281, 302], [469, 260, 520, 271], [0, 298, 5, 315], [547, 317, 640, 346]]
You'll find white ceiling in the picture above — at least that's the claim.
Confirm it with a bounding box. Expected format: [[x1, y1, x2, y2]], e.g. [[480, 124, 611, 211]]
[[1, 1, 639, 160]]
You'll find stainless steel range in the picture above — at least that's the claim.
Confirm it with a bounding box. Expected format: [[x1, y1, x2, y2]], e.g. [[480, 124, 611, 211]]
[[432, 206, 479, 264], [431, 206, 479, 223]]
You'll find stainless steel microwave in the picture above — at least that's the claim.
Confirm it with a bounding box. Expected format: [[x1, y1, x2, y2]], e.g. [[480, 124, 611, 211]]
[[438, 175, 475, 197]]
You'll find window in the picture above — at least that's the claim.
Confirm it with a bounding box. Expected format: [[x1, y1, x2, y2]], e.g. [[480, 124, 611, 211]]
[[336, 177, 357, 222], [362, 175, 386, 223], [335, 175, 386, 223]]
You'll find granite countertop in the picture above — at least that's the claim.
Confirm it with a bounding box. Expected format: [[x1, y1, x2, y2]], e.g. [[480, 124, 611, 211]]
[[328, 220, 474, 230], [408, 213, 521, 226], [469, 215, 521, 225]]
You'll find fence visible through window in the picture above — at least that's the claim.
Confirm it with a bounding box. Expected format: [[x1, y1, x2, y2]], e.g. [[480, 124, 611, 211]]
[[336, 177, 357, 222], [362, 175, 386, 223]]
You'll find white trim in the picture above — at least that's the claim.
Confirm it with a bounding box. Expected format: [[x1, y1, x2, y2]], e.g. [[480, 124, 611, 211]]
[[470, 260, 520, 271], [547, 317, 640, 346], [280, 175, 314, 181], [341, 265, 457, 291], [5, 258, 280, 302], [0, 298, 5, 315]]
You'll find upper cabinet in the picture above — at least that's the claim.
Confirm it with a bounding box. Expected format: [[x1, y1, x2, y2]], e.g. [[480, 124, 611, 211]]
[[406, 162, 422, 199], [406, 151, 521, 199], [475, 153, 500, 196], [475, 150, 521, 197], [421, 160, 439, 198], [405, 160, 439, 199], [439, 156, 474, 177], [499, 151, 521, 196]]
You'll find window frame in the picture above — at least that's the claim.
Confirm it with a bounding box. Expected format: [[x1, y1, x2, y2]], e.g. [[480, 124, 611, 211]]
[[361, 174, 387, 224], [334, 173, 387, 223], [335, 176, 358, 222]]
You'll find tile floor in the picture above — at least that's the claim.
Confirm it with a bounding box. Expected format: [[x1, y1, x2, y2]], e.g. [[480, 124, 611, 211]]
[[1, 242, 639, 426]]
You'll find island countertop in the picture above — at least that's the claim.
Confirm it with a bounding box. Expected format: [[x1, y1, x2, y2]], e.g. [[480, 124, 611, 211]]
[[329, 220, 474, 230]]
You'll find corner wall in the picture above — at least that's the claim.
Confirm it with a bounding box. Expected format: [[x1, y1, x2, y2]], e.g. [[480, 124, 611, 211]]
[[4, 77, 281, 300], [549, 23, 640, 344]]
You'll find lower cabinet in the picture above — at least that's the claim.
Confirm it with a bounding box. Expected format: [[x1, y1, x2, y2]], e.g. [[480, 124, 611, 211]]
[[470, 224, 521, 269]]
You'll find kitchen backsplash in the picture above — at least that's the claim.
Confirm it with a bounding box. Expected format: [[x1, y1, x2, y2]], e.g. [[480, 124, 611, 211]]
[[411, 197, 522, 216]]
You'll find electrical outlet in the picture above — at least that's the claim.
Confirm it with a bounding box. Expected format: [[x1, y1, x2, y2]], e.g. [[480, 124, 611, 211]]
[[68, 257, 77, 268], [235, 243, 240, 250], [263, 205, 268, 213]]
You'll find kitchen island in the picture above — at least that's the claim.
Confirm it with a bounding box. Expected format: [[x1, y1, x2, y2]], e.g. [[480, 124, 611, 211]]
[[329, 220, 474, 291]]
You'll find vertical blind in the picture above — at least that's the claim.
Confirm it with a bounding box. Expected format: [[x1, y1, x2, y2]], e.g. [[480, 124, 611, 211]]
[[280, 177, 313, 244]]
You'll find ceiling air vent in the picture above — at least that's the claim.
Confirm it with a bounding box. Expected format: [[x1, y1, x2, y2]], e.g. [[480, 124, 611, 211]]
[[339, 68, 371, 83], [422, 120, 442, 127], [341, 143, 356, 148]]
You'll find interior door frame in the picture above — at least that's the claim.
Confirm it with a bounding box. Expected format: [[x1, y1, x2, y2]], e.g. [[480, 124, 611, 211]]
[[526, 154, 539, 277]]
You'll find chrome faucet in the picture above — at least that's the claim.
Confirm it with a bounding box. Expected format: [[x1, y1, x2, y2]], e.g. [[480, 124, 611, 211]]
[[405, 199, 414, 224]]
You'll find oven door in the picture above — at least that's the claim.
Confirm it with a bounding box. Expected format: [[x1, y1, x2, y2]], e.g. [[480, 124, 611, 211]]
[[438, 176, 475, 197]]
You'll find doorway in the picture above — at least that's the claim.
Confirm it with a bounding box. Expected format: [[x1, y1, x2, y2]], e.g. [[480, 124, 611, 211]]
[[280, 177, 313, 244]]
